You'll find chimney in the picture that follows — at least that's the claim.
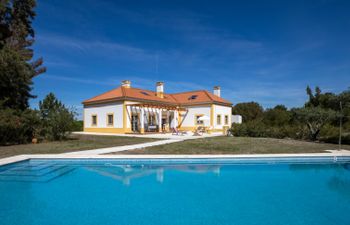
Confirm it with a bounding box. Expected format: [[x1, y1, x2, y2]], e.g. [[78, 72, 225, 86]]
[[213, 86, 221, 97], [121, 80, 131, 88], [156, 81, 164, 98]]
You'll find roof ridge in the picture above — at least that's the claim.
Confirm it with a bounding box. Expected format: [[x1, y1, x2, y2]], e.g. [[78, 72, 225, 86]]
[[83, 86, 120, 102], [203, 90, 214, 101], [170, 89, 207, 95], [83, 86, 232, 105], [128, 86, 155, 93]]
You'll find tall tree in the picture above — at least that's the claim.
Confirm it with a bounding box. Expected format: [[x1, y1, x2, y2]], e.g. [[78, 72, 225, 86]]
[[305, 85, 322, 107], [0, 0, 12, 48], [0, 0, 45, 110]]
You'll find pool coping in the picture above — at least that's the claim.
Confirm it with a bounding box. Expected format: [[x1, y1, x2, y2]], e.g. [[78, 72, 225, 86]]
[[1, 151, 350, 167]]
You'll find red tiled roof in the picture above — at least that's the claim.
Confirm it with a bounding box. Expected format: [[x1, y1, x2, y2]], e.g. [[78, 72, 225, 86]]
[[83, 86, 232, 106]]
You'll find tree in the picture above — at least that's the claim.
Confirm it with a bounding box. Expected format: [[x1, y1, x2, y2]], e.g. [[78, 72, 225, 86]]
[[305, 85, 322, 107], [39, 93, 75, 141], [0, 0, 45, 110], [0, 47, 35, 110], [0, 1, 12, 48], [293, 107, 337, 141], [0, 108, 40, 145], [263, 105, 292, 126], [232, 102, 264, 122]]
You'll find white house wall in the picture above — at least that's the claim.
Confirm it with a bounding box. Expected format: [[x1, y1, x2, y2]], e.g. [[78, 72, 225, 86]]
[[84, 102, 123, 128], [213, 104, 232, 129], [125, 101, 140, 129], [181, 106, 211, 127]]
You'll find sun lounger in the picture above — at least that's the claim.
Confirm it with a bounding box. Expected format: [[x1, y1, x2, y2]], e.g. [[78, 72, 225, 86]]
[[172, 128, 187, 136]]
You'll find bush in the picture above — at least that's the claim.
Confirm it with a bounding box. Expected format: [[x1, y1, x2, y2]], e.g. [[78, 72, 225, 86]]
[[39, 93, 75, 141], [72, 120, 83, 131], [232, 121, 269, 138], [319, 124, 350, 145], [231, 121, 308, 140], [0, 108, 40, 145]]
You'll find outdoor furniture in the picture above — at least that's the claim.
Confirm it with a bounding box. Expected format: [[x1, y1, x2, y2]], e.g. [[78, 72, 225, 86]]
[[172, 128, 187, 136], [147, 125, 157, 132], [193, 126, 205, 136]]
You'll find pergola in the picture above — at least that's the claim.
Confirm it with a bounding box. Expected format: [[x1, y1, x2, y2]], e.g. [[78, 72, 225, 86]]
[[125, 103, 188, 133]]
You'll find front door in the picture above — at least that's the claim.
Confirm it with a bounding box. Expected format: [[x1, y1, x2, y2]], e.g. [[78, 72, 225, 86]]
[[131, 114, 139, 132]]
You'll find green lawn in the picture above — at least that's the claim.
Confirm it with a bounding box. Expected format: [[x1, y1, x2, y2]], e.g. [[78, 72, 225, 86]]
[[116, 136, 350, 154], [0, 134, 159, 159]]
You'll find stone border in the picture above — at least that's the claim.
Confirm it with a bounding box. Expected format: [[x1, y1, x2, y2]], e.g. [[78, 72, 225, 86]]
[[1, 152, 350, 167]]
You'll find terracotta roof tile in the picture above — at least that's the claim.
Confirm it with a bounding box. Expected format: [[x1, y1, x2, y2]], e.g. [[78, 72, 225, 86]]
[[83, 87, 124, 103], [83, 86, 232, 106]]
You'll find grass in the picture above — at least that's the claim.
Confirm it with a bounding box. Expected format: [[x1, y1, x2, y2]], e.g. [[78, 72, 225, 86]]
[[0, 134, 159, 159], [116, 136, 350, 154]]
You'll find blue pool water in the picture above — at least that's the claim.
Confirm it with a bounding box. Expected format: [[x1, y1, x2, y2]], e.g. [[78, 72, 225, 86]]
[[0, 158, 350, 225]]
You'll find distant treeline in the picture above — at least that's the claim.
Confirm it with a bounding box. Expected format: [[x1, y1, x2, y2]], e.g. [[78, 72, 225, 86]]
[[231, 86, 350, 144]]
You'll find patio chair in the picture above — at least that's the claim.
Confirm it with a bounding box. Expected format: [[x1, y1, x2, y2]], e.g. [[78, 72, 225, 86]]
[[193, 126, 204, 136]]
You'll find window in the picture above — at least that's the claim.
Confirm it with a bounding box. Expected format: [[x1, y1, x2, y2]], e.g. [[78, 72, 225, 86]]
[[224, 115, 229, 125], [92, 115, 97, 126], [217, 115, 221, 125], [195, 114, 204, 125], [140, 91, 150, 96], [188, 95, 198, 100], [107, 114, 114, 126]]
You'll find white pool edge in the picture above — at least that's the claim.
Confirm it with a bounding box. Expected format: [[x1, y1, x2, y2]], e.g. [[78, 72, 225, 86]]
[[1, 152, 350, 167]]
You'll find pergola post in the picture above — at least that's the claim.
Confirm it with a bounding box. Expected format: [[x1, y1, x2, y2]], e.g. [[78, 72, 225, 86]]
[[158, 108, 162, 132], [166, 110, 170, 132], [174, 110, 178, 128], [140, 107, 145, 134]]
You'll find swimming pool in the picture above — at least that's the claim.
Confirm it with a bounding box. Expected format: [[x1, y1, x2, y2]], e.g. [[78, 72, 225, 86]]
[[0, 157, 349, 225]]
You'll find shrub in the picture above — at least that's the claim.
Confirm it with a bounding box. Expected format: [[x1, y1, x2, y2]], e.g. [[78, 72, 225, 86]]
[[319, 124, 350, 145], [39, 93, 75, 141], [72, 120, 83, 131], [0, 108, 40, 145]]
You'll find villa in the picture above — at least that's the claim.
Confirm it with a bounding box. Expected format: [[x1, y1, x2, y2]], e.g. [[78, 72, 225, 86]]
[[82, 80, 232, 134]]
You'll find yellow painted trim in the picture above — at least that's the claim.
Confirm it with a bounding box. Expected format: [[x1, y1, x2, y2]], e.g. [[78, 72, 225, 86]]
[[123, 101, 127, 132], [212, 129, 224, 132], [106, 113, 114, 127], [156, 91, 164, 98], [178, 126, 196, 131], [177, 110, 181, 128], [83, 107, 85, 128], [91, 114, 97, 126], [178, 126, 224, 133], [210, 104, 214, 127], [194, 114, 204, 126], [84, 127, 125, 133]]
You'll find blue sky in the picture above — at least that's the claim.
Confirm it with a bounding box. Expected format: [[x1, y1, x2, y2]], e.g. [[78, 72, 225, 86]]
[[31, 0, 350, 117]]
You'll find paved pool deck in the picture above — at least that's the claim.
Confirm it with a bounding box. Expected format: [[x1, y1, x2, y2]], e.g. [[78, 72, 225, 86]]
[[1, 131, 350, 167], [1, 150, 350, 167]]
